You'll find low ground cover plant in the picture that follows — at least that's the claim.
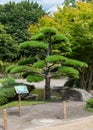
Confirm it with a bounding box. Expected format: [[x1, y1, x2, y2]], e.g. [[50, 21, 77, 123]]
[[85, 98, 93, 112]]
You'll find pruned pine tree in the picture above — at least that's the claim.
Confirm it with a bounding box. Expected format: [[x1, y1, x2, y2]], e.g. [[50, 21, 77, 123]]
[[7, 27, 88, 100]]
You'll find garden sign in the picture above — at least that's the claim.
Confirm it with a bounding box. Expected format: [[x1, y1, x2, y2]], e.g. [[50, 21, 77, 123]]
[[14, 85, 29, 116]]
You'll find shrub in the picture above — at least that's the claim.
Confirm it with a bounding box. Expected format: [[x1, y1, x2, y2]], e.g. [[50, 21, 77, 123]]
[[0, 93, 8, 105], [86, 98, 93, 108], [0, 87, 16, 105], [0, 77, 35, 105], [2, 77, 16, 88]]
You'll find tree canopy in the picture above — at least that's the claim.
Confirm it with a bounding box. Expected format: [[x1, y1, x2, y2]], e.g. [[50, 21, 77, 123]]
[[0, 1, 45, 43], [0, 23, 19, 62]]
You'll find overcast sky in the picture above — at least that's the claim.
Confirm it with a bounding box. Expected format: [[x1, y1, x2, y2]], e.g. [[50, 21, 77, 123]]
[[0, 0, 63, 12]]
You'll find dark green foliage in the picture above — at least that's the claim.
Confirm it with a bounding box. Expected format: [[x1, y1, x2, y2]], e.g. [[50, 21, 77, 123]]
[[20, 41, 48, 50], [41, 27, 58, 36], [53, 34, 69, 43], [10, 66, 30, 73], [0, 1, 45, 43], [45, 55, 67, 63], [0, 24, 19, 62], [31, 33, 44, 41], [6, 65, 17, 73], [58, 45, 72, 52], [18, 57, 37, 65], [0, 87, 16, 105], [33, 60, 46, 68], [86, 98, 93, 108], [59, 66, 79, 78], [2, 77, 16, 88], [85, 98, 93, 112], [64, 59, 88, 67], [27, 75, 44, 82]]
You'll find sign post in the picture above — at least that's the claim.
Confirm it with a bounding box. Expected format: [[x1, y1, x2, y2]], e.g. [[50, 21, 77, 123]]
[[14, 85, 29, 116], [18, 94, 21, 116], [3, 109, 8, 130], [63, 101, 67, 119]]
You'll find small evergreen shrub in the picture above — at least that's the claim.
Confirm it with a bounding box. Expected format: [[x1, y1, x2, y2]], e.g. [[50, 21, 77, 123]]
[[0, 87, 16, 105], [86, 98, 93, 108], [0, 93, 8, 105], [85, 98, 93, 112], [2, 77, 16, 88]]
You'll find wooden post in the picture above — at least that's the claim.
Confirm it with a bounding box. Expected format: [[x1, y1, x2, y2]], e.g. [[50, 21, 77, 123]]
[[3, 109, 8, 130], [63, 101, 67, 119], [18, 94, 22, 116]]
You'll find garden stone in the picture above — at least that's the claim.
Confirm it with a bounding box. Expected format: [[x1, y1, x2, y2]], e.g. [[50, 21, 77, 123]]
[[62, 88, 92, 101], [24, 94, 39, 100]]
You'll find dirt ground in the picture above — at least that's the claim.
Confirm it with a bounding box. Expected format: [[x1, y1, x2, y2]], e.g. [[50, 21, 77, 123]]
[[0, 101, 93, 130]]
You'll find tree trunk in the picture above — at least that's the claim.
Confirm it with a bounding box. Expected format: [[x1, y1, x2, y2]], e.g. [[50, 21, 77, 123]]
[[44, 41, 51, 100], [79, 67, 93, 91], [45, 76, 51, 100], [79, 70, 86, 89], [87, 69, 93, 92]]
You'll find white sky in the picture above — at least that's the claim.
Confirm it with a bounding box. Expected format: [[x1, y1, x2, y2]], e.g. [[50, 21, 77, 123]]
[[0, 0, 63, 12]]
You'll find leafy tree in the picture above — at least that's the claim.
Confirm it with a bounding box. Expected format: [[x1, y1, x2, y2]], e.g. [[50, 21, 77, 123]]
[[7, 27, 88, 99], [0, 23, 19, 77], [0, 1, 45, 43], [0, 24, 19, 61], [28, 15, 60, 35], [53, 2, 93, 91]]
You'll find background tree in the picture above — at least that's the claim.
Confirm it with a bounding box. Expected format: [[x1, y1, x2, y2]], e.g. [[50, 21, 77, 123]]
[[0, 1, 45, 43], [54, 2, 93, 91], [0, 23, 19, 77], [7, 27, 88, 99]]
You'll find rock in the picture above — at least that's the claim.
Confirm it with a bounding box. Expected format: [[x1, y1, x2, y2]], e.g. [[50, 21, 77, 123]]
[[24, 94, 39, 100], [51, 96, 61, 101], [52, 86, 68, 92], [62, 88, 92, 102], [89, 90, 93, 96]]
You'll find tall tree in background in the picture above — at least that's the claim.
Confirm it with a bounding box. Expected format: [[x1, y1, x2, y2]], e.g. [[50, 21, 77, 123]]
[[54, 2, 93, 91], [0, 1, 45, 43], [7, 27, 88, 99], [0, 23, 19, 77]]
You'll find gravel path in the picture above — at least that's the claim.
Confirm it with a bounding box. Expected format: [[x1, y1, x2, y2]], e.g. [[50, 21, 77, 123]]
[[15, 78, 68, 88], [0, 101, 93, 130]]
